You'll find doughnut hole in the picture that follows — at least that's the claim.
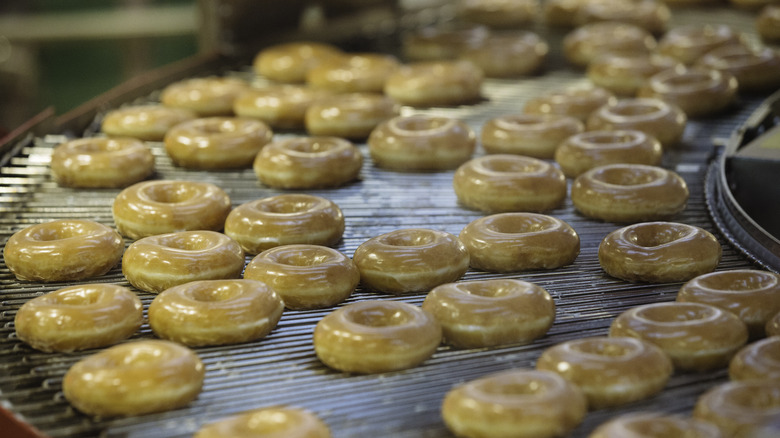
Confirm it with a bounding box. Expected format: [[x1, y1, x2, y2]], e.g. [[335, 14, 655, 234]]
[[284, 137, 341, 154], [269, 248, 333, 267], [481, 156, 547, 174], [379, 230, 437, 248], [184, 283, 242, 303], [593, 166, 662, 186], [485, 213, 554, 235], [698, 270, 777, 291], [392, 115, 452, 134], [29, 222, 96, 242], [347, 303, 414, 327], [158, 233, 219, 252], [656, 70, 718, 92], [142, 182, 202, 204], [254, 196, 319, 214], [610, 100, 664, 118], [635, 302, 717, 324], [624, 223, 690, 248], [580, 131, 641, 148]]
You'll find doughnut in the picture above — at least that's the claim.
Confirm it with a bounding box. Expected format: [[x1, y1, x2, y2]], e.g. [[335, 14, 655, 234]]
[[696, 44, 780, 93], [768, 311, 780, 337], [233, 85, 334, 130], [543, 0, 589, 28], [421, 279, 555, 348], [677, 269, 780, 338], [757, 5, 780, 43], [383, 60, 483, 107], [571, 164, 689, 223], [457, 0, 539, 29], [729, 337, 780, 382], [598, 221, 721, 283], [459, 213, 579, 272], [195, 407, 331, 438], [657, 24, 741, 66], [313, 300, 442, 373], [586, 53, 681, 96], [112, 180, 231, 240], [586, 97, 687, 148], [458, 31, 549, 78], [253, 136, 362, 189], [480, 114, 584, 159], [524, 83, 616, 122], [224, 194, 344, 255], [574, 0, 671, 35], [304, 92, 398, 139], [367, 115, 476, 171], [63, 340, 204, 417], [50, 137, 154, 188], [453, 154, 567, 213], [589, 412, 725, 438], [244, 244, 359, 310], [536, 336, 673, 408], [14, 284, 142, 353], [253, 41, 343, 83], [306, 53, 400, 93], [122, 230, 245, 293], [148, 279, 284, 346], [3, 219, 123, 282], [160, 76, 249, 116], [609, 302, 749, 371], [555, 130, 663, 178], [101, 104, 196, 141], [441, 369, 587, 438], [693, 380, 780, 437], [637, 66, 738, 118], [402, 24, 489, 61], [563, 22, 656, 68]]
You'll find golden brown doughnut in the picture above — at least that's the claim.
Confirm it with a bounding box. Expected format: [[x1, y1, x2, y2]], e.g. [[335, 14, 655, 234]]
[[480, 114, 584, 158], [50, 137, 154, 188], [524, 83, 616, 122], [458, 31, 549, 78], [657, 24, 741, 65], [574, 0, 671, 35], [101, 104, 196, 141], [254, 41, 344, 83], [637, 66, 738, 118], [384, 60, 483, 107], [563, 22, 657, 68], [587, 53, 681, 96], [304, 92, 398, 139], [457, 0, 539, 29], [589, 412, 725, 438], [696, 44, 780, 93], [693, 380, 780, 437], [729, 337, 780, 382], [195, 407, 331, 438], [586, 97, 687, 148], [160, 76, 249, 116], [402, 24, 489, 61], [306, 53, 400, 93], [233, 85, 334, 130], [757, 5, 780, 43], [555, 130, 663, 178]]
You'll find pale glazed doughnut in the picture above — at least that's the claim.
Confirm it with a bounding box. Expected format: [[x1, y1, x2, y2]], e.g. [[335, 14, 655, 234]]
[[112, 180, 231, 240], [101, 104, 196, 141], [195, 407, 331, 438], [543, 0, 589, 28], [3, 219, 123, 282], [574, 0, 671, 35], [224, 194, 344, 255], [50, 137, 154, 188], [563, 22, 657, 68], [524, 83, 616, 122], [536, 336, 672, 408], [768, 311, 780, 337], [402, 24, 489, 61], [598, 221, 721, 283], [253, 136, 362, 189], [441, 369, 587, 438], [244, 244, 359, 310], [555, 130, 663, 178], [160, 76, 249, 116], [677, 269, 780, 338], [254, 41, 343, 83], [306, 53, 400, 93], [353, 228, 470, 295], [757, 5, 780, 43], [480, 114, 584, 158], [657, 24, 741, 65], [384, 60, 483, 107], [458, 32, 549, 78], [313, 300, 442, 373], [586, 97, 687, 148], [572, 164, 689, 223], [233, 85, 334, 130], [453, 154, 567, 213], [457, 0, 539, 29], [304, 92, 398, 139], [610, 302, 749, 371], [14, 284, 142, 353], [122, 230, 245, 293], [421, 279, 555, 348], [637, 66, 738, 118], [63, 340, 204, 417], [696, 44, 780, 93], [693, 380, 780, 437], [587, 53, 681, 96], [459, 213, 579, 272], [729, 337, 780, 382], [368, 114, 476, 171], [148, 279, 284, 346], [589, 412, 725, 438]]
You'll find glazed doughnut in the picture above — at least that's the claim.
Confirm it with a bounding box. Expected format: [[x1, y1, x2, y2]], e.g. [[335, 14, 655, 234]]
[[421, 279, 555, 348], [524, 83, 616, 122], [304, 92, 398, 139], [453, 154, 567, 213], [543, 0, 589, 28], [122, 230, 245, 293], [459, 213, 579, 272], [63, 340, 204, 417], [224, 194, 344, 255], [383, 60, 483, 107], [244, 244, 359, 310], [536, 336, 673, 408], [658, 24, 741, 66], [195, 407, 331, 438], [164, 117, 273, 169], [50, 137, 154, 188], [457, 0, 539, 29], [598, 221, 721, 283], [313, 300, 442, 373], [589, 412, 725, 438], [233, 85, 334, 130], [148, 279, 284, 346], [458, 31, 549, 78], [563, 22, 656, 68], [3, 219, 123, 282], [555, 130, 663, 178], [253, 41, 343, 83], [693, 380, 780, 437], [609, 302, 749, 371], [101, 104, 196, 141], [112, 180, 231, 240], [729, 337, 780, 382], [353, 228, 470, 294], [696, 44, 780, 93], [402, 24, 489, 61], [768, 311, 780, 337], [14, 284, 142, 353], [480, 114, 584, 158], [306, 53, 400, 93], [677, 269, 780, 338], [638, 66, 738, 118], [571, 164, 689, 223], [587, 53, 681, 96], [574, 0, 671, 35], [757, 5, 780, 43], [367, 115, 476, 171], [441, 369, 587, 438], [160, 76, 249, 116], [253, 136, 362, 189], [586, 98, 687, 148]]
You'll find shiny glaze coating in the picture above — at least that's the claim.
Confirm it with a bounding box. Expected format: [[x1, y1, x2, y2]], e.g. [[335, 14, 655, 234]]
[[574, 0, 671, 35], [122, 230, 245, 293], [459, 31, 549, 78], [441, 369, 587, 438], [696, 44, 780, 92], [353, 228, 470, 294], [729, 337, 780, 382], [458, 0, 539, 29], [306, 53, 400, 93], [384, 60, 483, 107], [253, 41, 343, 83], [402, 23, 489, 61], [224, 194, 344, 255], [657, 24, 741, 65], [50, 137, 154, 188], [588, 412, 724, 438], [693, 380, 780, 437], [304, 92, 398, 139], [63, 340, 204, 417], [536, 336, 673, 408], [149, 279, 284, 346], [244, 245, 359, 310], [587, 53, 681, 96], [112, 180, 231, 240], [563, 22, 657, 68], [100, 104, 196, 141], [233, 85, 334, 129], [421, 279, 555, 348], [587, 98, 687, 148], [524, 83, 616, 122], [453, 154, 566, 212], [195, 407, 331, 438], [3, 219, 123, 282], [609, 302, 748, 371], [638, 66, 738, 118], [459, 213, 579, 272], [555, 130, 663, 178], [160, 76, 249, 116], [313, 300, 442, 373], [14, 284, 142, 352], [480, 113, 583, 158]]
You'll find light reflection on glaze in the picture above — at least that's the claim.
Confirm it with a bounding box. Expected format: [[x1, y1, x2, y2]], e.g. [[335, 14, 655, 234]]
[[50, 137, 154, 188], [194, 406, 331, 438], [101, 104, 196, 141], [254, 42, 343, 83], [729, 337, 780, 382], [160, 76, 249, 116], [693, 380, 780, 437]]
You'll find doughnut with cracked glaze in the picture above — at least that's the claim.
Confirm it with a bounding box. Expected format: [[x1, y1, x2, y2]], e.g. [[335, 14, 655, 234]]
[[304, 92, 398, 139], [657, 24, 741, 66], [402, 24, 489, 61], [306, 53, 400, 93], [587, 53, 681, 96], [458, 31, 549, 78], [638, 66, 738, 118], [589, 412, 725, 438], [253, 42, 343, 83], [233, 85, 334, 130], [161, 76, 249, 116], [693, 380, 780, 437], [758, 5, 780, 43], [555, 130, 663, 178], [696, 44, 780, 93], [587, 97, 687, 148], [480, 114, 584, 158], [524, 83, 616, 122], [50, 137, 154, 188], [101, 104, 196, 141], [729, 337, 780, 382], [563, 22, 656, 68], [384, 60, 483, 107], [195, 407, 331, 438]]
